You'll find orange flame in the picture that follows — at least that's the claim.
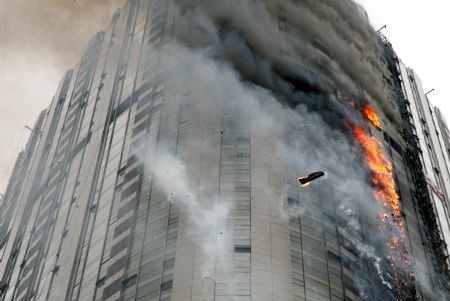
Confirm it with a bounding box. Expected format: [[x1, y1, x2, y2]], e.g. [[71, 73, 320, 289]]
[[349, 123, 401, 217], [298, 177, 311, 187], [349, 121, 413, 295], [363, 104, 383, 130]]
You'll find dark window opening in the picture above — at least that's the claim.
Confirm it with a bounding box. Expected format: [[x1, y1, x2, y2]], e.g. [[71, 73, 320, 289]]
[[96, 277, 106, 287], [118, 166, 127, 176], [163, 258, 175, 270], [160, 280, 173, 291], [234, 245, 251, 253], [122, 274, 137, 288]]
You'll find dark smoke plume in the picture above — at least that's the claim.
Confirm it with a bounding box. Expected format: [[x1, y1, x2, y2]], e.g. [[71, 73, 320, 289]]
[[173, 0, 401, 129]]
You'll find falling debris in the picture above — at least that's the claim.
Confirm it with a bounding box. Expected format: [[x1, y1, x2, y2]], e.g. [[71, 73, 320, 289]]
[[298, 171, 325, 187]]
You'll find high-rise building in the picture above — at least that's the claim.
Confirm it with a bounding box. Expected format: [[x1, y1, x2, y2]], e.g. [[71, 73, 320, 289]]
[[0, 112, 46, 266], [391, 56, 450, 270], [380, 34, 450, 299], [401, 65, 450, 253], [0, 1, 449, 301]]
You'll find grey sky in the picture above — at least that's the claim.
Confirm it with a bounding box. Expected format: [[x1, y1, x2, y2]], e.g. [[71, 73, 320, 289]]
[[0, 0, 448, 192], [0, 0, 124, 192]]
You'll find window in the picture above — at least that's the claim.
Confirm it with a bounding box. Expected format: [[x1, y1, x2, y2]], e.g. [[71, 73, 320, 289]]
[[96, 277, 106, 287], [118, 166, 127, 176], [163, 258, 175, 270], [122, 274, 137, 288], [434, 167, 441, 175], [234, 245, 251, 253], [160, 280, 173, 291]]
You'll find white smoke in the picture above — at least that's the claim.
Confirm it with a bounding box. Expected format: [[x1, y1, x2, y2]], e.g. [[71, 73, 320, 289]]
[[355, 239, 393, 290], [152, 152, 231, 279], [134, 0, 417, 297], [414, 256, 450, 301], [153, 39, 394, 299]]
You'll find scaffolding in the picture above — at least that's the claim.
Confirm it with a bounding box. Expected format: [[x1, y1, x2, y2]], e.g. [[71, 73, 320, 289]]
[[379, 32, 450, 295]]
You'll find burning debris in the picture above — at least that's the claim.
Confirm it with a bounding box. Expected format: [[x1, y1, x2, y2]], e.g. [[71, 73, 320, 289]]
[[298, 171, 325, 187]]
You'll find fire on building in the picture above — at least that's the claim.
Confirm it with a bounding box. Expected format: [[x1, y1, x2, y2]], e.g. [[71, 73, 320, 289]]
[[0, 1, 449, 301]]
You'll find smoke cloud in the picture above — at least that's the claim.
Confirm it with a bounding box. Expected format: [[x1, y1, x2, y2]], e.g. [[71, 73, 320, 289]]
[[151, 152, 231, 278], [173, 0, 401, 127], [2, 0, 439, 299], [133, 0, 422, 297], [135, 33, 393, 297]]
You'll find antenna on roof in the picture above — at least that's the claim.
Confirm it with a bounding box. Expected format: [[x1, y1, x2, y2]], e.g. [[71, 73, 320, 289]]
[[377, 25, 387, 33], [426, 89, 435, 95]]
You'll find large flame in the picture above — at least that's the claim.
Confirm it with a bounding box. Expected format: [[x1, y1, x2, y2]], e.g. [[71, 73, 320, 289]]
[[363, 104, 383, 130], [349, 120, 413, 296], [350, 124, 401, 217]]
